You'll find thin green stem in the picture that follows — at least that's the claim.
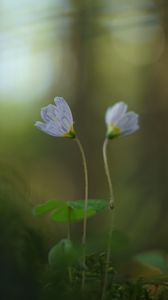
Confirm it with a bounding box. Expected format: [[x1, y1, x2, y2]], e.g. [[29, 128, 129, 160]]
[[67, 207, 72, 241], [75, 137, 89, 289], [103, 138, 114, 209], [67, 207, 73, 283], [101, 138, 115, 300], [101, 227, 114, 300]]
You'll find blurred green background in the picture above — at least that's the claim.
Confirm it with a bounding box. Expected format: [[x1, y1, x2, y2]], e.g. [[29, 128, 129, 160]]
[[0, 0, 168, 298]]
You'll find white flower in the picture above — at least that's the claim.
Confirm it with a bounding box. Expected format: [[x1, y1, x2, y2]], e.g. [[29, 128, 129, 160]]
[[105, 101, 139, 139], [35, 97, 76, 138]]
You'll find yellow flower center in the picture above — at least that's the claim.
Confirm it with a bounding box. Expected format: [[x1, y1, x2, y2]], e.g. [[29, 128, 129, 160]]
[[63, 125, 76, 138], [107, 124, 121, 139]]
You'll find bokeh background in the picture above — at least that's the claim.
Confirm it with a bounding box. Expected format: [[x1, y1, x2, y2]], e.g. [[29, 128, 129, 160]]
[[0, 0, 168, 298]]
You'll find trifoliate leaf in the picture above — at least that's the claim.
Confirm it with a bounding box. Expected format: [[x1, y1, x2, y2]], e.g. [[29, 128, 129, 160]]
[[33, 199, 108, 222], [51, 207, 95, 222]]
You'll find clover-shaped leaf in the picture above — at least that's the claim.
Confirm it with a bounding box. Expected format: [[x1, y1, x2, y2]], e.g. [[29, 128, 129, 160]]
[[33, 199, 108, 223], [51, 206, 95, 222]]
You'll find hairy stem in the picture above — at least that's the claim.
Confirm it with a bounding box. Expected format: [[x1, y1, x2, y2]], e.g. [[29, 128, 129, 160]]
[[75, 137, 89, 289]]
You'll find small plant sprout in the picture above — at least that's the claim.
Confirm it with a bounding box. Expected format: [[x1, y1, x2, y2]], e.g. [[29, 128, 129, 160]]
[[101, 101, 139, 300], [35, 96, 89, 288]]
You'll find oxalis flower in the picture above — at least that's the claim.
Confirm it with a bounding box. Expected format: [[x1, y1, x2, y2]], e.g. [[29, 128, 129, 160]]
[[105, 101, 139, 139], [102, 103, 139, 300], [35, 96, 89, 288], [35, 96, 76, 138]]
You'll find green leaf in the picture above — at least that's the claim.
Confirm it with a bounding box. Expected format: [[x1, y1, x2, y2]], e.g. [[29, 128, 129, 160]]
[[48, 239, 79, 267], [134, 251, 168, 273], [33, 199, 108, 222], [51, 207, 95, 222], [32, 199, 66, 216], [51, 199, 107, 222], [68, 199, 108, 212]]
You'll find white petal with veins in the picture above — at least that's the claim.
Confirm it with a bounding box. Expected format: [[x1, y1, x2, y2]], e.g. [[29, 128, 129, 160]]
[[105, 102, 128, 124], [35, 97, 75, 138]]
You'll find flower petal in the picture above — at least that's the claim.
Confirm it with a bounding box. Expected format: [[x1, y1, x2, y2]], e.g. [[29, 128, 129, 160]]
[[117, 112, 139, 135], [35, 121, 47, 132], [35, 121, 65, 137], [118, 112, 138, 129], [45, 121, 66, 136], [54, 97, 73, 125], [105, 102, 128, 124], [122, 124, 139, 136], [41, 104, 59, 123]]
